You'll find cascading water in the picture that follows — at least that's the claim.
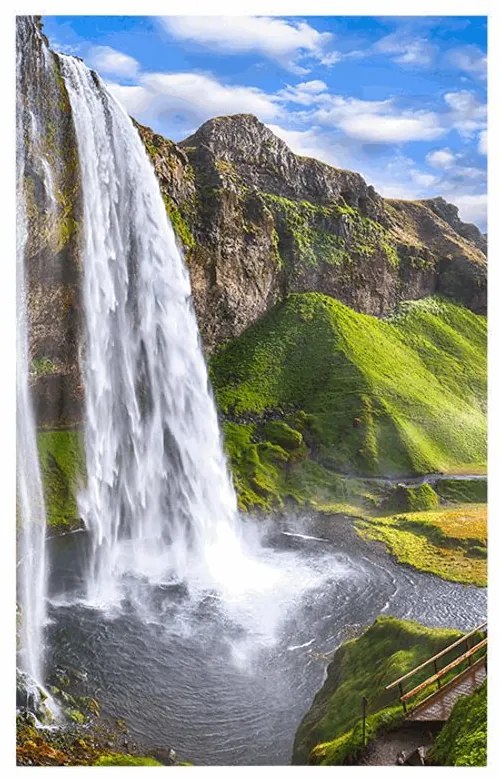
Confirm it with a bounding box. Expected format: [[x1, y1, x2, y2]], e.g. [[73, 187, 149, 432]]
[[60, 56, 248, 603], [16, 20, 52, 691]]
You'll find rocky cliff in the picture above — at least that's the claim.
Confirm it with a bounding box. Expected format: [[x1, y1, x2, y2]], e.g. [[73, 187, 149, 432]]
[[138, 114, 486, 351], [19, 17, 83, 429]]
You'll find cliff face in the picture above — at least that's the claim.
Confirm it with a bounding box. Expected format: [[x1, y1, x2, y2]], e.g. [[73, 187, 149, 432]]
[[138, 114, 486, 351], [18, 17, 83, 429]]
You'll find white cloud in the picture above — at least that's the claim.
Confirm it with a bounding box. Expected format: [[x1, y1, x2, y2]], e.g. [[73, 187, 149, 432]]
[[444, 90, 487, 138], [426, 148, 456, 168], [375, 34, 435, 67], [451, 193, 487, 227], [478, 130, 487, 156], [278, 80, 328, 106], [313, 96, 444, 143], [266, 123, 342, 167], [107, 70, 281, 133], [448, 45, 487, 80], [88, 45, 139, 78], [158, 16, 337, 73]]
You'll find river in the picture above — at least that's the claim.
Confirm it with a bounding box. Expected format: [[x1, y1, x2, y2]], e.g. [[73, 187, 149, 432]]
[[45, 512, 486, 766]]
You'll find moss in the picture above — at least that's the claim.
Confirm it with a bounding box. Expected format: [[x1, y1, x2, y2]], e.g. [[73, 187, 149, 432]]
[[67, 709, 86, 725], [259, 192, 400, 269], [357, 503, 487, 586], [435, 478, 487, 504], [222, 422, 286, 511], [162, 193, 195, 250], [16, 711, 169, 767], [262, 420, 303, 451], [31, 357, 59, 376], [429, 682, 486, 766], [94, 754, 163, 766], [293, 616, 463, 765], [211, 294, 486, 512], [37, 429, 85, 530], [383, 483, 439, 512]]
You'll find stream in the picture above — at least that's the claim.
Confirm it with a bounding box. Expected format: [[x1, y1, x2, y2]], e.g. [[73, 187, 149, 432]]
[[46, 512, 486, 766]]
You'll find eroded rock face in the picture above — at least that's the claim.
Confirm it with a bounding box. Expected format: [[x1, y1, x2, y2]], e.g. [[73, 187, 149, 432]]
[[138, 114, 487, 351], [18, 16, 83, 428]]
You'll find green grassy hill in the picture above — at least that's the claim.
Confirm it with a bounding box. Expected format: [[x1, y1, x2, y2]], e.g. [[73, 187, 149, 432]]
[[292, 615, 463, 765], [210, 294, 486, 510]]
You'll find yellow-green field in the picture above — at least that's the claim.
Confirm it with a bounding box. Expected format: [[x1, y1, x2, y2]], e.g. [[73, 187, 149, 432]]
[[357, 504, 487, 586]]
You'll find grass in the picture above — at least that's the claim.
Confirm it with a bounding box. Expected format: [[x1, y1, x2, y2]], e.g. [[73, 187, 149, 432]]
[[357, 504, 487, 586], [429, 682, 487, 766], [435, 478, 487, 504], [211, 293, 486, 511], [292, 615, 463, 765], [37, 429, 85, 530]]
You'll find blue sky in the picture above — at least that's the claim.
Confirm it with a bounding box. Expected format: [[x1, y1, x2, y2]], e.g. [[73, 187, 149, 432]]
[[42, 15, 487, 229]]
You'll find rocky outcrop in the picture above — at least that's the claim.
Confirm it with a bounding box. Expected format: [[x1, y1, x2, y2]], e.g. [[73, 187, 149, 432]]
[[138, 114, 487, 351]]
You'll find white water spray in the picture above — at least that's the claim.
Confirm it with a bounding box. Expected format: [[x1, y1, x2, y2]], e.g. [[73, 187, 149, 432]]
[[61, 56, 249, 603]]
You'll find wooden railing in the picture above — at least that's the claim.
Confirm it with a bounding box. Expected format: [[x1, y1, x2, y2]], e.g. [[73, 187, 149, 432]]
[[385, 622, 487, 716]]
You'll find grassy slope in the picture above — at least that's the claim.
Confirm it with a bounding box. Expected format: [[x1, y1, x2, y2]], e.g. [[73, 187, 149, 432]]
[[357, 503, 487, 586], [292, 615, 463, 765], [211, 293, 486, 512], [429, 681, 487, 766]]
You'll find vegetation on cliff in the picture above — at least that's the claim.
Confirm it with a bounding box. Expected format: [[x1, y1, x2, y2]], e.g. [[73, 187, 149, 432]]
[[292, 616, 464, 765], [429, 682, 487, 766], [37, 429, 85, 530]]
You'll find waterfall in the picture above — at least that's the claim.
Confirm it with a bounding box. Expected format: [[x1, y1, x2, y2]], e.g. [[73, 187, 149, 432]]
[[60, 56, 245, 603], [16, 21, 50, 688]]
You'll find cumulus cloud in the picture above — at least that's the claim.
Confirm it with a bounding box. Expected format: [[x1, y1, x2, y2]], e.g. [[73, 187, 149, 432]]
[[88, 45, 139, 78], [375, 34, 436, 67], [158, 16, 339, 73], [451, 193, 487, 227], [478, 130, 487, 156], [444, 90, 487, 138], [107, 70, 281, 134], [426, 148, 456, 168], [447, 45, 487, 80], [278, 80, 328, 106], [313, 96, 445, 143], [266, 123, 342, 167]]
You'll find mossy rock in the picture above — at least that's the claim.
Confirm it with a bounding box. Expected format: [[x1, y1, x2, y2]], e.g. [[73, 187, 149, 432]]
[[263, 420, 303, 451], [94, 754, 163, 766], [434, 478, 487, 504], [382, 483, 439, 512], [37, 429, 85, 530]]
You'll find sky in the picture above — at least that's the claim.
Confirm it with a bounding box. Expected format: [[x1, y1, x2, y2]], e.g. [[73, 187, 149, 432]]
[[42, 15, 487, 230]]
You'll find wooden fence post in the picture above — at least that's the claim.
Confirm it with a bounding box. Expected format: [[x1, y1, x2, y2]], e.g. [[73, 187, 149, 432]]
[[399, 682, 407, 714], [362, 697, 368, 746]]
